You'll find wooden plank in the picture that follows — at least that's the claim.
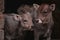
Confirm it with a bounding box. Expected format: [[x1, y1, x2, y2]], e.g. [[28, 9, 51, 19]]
[[0, 12, 4, 40], [0, 12, 4, 29], [0, 30, 4, 40], [0, 0, 4, 12]]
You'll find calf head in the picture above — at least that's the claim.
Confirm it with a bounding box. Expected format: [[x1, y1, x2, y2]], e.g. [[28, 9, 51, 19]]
[[17, 5, 34, 30], [33, 3, 55, 24]]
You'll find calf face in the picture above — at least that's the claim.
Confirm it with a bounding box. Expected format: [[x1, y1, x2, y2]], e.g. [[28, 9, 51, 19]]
[[33, 3, 55, 40], [16, 5, 34, 40], [17, 5, 34, 30], [20, 12, 33, 30], [34, 4, 55, 24]]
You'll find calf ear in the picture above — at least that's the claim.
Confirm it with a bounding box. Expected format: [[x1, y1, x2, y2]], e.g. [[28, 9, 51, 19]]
[[13, 15, 22, 21], [33, 4, 39, 10], [50, 4, 55, 11]]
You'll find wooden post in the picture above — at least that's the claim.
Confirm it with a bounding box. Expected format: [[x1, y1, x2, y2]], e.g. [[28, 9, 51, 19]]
[[0, 0, 4, 12], [0, 0, 4, 40]]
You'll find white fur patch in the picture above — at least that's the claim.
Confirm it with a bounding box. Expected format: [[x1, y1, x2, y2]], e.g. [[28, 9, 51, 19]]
[[39, 19, 42, 23], [37, 19, 42, 23]]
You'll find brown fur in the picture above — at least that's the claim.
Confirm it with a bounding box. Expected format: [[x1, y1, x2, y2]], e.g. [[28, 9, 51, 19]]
[[33, 4, 55, 40]]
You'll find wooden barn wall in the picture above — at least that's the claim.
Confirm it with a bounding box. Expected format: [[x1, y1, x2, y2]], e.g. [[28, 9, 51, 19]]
[[0, 0, 4, 40]]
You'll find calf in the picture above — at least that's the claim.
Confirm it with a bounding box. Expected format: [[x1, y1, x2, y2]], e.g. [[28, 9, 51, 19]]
[[32, 3, 55, 40], [4, 13, 22, 40], [17, 5, 34, 40]]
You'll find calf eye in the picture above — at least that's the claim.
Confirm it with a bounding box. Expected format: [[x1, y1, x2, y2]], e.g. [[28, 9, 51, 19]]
[[20, 10, 25, 13]]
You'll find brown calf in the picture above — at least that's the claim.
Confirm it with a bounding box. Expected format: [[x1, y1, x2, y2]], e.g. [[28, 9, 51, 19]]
[[33, 3, 55, 40]]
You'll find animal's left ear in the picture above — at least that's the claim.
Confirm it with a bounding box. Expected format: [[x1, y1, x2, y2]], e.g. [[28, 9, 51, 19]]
[[50, 4, 55, 11]]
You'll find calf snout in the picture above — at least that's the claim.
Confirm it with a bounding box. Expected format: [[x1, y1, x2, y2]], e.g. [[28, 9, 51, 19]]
[[35, 19, 42, 23], [23, 26, 32, 30], [35, 20, 39, 23], [23, 20, 28, 23]]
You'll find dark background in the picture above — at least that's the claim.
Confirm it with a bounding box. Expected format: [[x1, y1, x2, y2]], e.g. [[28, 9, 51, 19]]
[[4, 0, 60, 39]]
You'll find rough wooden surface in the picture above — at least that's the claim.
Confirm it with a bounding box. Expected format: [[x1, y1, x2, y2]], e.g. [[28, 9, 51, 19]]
[[0, 12, 4, 29], [0, 30, 4, 40], [0, 12, 4, 40], [0, 0, 4, 12]]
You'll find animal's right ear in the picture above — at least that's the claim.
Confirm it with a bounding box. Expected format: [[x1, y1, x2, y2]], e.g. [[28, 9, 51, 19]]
[[13, 14, 22, 21], [33, 4, 39, 10]]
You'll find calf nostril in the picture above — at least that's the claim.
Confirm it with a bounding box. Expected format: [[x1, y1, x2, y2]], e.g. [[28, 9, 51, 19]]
[[23, 20, 27, 22], [36, 20, 39, 23]]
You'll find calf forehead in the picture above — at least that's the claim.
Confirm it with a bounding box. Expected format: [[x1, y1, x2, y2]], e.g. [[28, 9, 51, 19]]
[[21, 12, 32, 20], [39, 4, 49, 11]]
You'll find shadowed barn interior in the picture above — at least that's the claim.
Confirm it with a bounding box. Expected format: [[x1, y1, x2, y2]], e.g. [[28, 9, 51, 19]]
[[4, 0, 60, 40]]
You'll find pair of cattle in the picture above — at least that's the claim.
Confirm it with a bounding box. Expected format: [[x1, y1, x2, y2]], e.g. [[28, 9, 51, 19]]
[[4, 3, 55, 40]]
